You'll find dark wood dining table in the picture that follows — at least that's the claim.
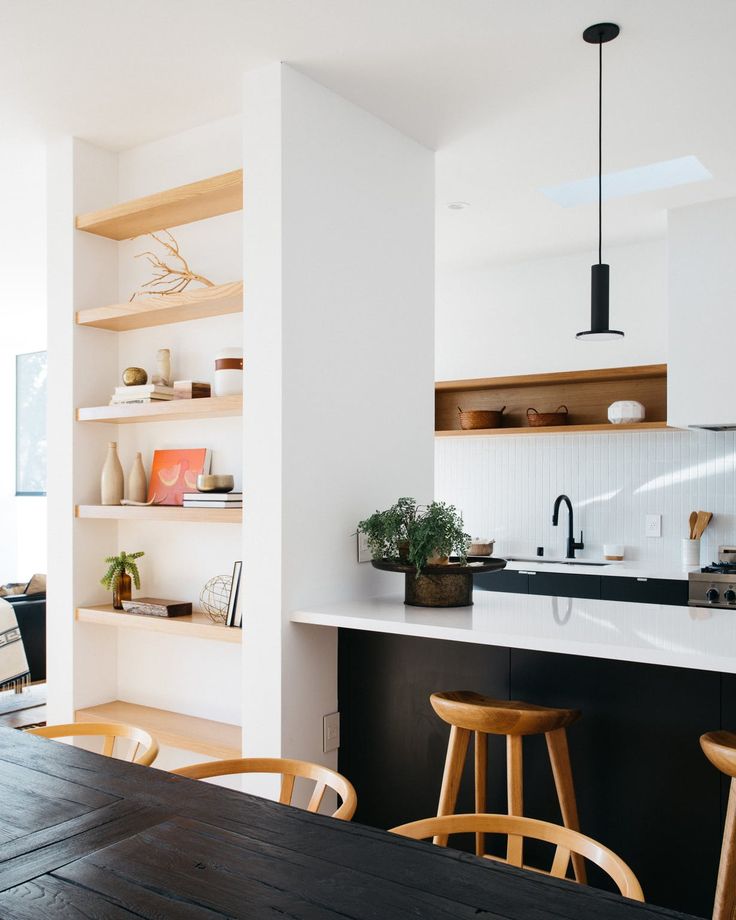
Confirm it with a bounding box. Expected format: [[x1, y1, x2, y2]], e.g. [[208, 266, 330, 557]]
[[0, 727, 699, 918]]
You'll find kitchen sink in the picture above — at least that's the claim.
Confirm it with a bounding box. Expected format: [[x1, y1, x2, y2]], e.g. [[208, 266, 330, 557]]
[[505, 556, 611, 567]]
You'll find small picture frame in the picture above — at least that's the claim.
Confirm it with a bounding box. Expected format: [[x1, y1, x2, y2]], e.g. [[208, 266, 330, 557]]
[[226, 561, 242, 627]]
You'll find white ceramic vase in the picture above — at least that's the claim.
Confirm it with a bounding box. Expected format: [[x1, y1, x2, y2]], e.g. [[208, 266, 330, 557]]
[[101, 441, 124, 505], [214, 348, 243, 396], [128, 452, 148, 503], [608, 400, 646, 425]]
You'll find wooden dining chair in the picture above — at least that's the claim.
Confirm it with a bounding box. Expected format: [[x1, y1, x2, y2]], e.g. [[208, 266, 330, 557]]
[[701, 730, 736, 920], [26, 722, 159, 766], [171, 757, 357, 820], [390, 813, 644, 902]]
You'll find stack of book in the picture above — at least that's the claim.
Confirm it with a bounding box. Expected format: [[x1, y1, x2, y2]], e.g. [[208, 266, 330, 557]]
[[182, 492, 243, 509], [110, 385, 175, 405]]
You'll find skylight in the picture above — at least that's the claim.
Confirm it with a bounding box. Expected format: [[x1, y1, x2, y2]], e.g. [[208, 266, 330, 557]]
[[541, 155, 712, 208]]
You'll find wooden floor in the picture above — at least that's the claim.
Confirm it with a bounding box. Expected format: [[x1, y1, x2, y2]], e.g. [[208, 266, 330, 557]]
[[0, 684, 46, 730]]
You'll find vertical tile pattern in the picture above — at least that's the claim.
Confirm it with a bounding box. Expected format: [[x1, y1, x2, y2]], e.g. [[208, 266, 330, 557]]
[[435, 430, 736, 567]]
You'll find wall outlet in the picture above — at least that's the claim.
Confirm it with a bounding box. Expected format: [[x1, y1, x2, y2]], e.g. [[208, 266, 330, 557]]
[[646, 514, 662, 538], [357, 532, 372, 563], [323, 711, 340, 753]]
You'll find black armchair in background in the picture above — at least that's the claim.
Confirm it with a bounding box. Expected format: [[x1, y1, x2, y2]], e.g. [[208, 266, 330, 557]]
[[5, 593, 46, 682]]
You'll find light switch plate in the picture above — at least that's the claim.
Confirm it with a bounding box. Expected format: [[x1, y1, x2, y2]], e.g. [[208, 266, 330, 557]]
[[323, 711, 340, 753], [357, 532, 372, 563], [646, 514, 662, 538]]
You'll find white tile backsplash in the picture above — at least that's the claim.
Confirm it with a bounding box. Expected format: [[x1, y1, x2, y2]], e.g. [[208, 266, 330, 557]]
[[435, 430, 736, 568]]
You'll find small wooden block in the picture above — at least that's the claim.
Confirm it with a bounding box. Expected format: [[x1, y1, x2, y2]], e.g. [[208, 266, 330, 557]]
[[121, 598, 193, 618], [173, 380, 211, 399]]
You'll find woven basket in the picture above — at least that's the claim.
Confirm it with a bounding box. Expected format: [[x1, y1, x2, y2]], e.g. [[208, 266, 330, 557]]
[[458, 406, 506, 430], [526, 405, 569, 427]]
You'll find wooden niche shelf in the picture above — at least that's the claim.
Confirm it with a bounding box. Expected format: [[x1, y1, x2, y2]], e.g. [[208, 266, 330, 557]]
[[76, 281, 243, 331], [75, 169, 243, 240], [435, 365, 669, 436]]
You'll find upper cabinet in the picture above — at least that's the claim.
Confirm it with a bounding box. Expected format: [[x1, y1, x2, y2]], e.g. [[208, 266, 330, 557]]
[[668, 197, 736, 430]]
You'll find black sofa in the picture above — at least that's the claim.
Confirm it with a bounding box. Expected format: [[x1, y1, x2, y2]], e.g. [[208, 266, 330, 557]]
[[5, 593, 46, 682]]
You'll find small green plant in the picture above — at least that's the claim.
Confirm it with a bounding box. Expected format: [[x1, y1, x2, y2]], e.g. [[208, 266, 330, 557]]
[[100, 551, 144, 591], [358, 499, 469, 574]]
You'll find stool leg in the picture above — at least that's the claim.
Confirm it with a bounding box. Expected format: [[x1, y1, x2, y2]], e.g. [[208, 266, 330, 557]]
[[474, 731, 487, 856], [434, 725, 470, 845], [546, 727, 586, 884], [713, 777, 736, 920], [506, 734, 524, 867]]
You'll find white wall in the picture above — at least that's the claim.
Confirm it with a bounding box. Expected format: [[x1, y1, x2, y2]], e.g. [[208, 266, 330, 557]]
[[242, 64, 434, 776], [436, 428, 736, 570], [436, 239, 666, 381], [0, 142, 47, 584]]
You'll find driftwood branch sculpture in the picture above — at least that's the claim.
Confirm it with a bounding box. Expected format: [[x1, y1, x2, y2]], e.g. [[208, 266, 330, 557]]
[[129, 230, 215, 300]]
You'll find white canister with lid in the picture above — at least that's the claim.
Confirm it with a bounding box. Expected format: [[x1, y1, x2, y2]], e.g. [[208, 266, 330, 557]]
[[214, 348, 243, 396]]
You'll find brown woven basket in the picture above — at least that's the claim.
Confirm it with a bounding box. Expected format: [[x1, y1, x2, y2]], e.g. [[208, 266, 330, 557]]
[[458, 406, 506, 430], [526, 405, 569, 427]]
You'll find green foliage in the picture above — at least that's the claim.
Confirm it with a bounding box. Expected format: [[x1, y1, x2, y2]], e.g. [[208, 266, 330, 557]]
[[358, 498, 469, 574], [100, 551, 145, 591]]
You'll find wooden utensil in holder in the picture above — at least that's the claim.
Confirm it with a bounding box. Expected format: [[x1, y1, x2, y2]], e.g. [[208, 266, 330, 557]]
[[527, 405, 569, 427], [458, 406, 506, 430]]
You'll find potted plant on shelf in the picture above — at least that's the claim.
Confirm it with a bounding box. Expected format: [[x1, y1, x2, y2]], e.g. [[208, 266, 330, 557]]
[[100, 551, 144, 609], [358, 499, 505, 607]]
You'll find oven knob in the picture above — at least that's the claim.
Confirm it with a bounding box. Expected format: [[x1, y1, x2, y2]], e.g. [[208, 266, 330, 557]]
[[726, 589, 736, 604], [707, 588, 720, 603]]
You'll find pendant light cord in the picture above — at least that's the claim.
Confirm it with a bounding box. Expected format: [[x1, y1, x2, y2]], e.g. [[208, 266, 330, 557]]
[[598, 37, 603, 266]]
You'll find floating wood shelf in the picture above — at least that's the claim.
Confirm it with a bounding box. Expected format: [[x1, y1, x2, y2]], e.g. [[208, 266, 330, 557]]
[[436, 364, 669, 434], [76, 394, 242, 424], [75, 605, 241, 643], [76, 281, 243, 331], [75, 169, 243, 240], [75, 505, 242, 523], [436, 421, 673, 438], [75, 700, 241, 759]]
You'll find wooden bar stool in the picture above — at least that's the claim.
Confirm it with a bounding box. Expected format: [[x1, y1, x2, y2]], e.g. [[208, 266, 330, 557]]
[[701, 730, 736, 920], [430, 690, 584, 881]]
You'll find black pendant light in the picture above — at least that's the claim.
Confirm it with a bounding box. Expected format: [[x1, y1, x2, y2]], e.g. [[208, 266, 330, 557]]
[[576, 22, 624, 341]]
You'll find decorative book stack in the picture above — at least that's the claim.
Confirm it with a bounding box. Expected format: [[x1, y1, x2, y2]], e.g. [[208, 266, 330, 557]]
[[183, 492, 243, 509], [110, 385, 175, 405]]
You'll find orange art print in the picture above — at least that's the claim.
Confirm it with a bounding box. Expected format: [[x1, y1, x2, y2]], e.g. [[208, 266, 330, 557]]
[[147, 449, 211, 506]]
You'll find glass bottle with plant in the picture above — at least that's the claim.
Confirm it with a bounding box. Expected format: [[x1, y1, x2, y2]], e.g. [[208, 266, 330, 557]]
[[101, 551, 144, 609]]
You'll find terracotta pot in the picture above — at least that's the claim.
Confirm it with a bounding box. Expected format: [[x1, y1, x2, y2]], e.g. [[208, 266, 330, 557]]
[[113, 573, 132, 610]]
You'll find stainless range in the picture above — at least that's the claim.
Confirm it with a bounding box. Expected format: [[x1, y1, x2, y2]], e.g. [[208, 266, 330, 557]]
[[689, 558, 736, 608]]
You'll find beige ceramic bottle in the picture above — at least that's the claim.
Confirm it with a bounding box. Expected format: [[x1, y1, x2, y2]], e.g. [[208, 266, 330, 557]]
[[100, 441, 124, 505], [128, 452, 148, 503]]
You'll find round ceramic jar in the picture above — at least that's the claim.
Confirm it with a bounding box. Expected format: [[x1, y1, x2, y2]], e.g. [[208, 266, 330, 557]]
[[214, 348, 243, 396], [608, 400, 646, 425]]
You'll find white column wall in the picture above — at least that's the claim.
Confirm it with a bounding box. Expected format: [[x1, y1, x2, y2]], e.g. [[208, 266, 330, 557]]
[[242, 64, 434, 772]]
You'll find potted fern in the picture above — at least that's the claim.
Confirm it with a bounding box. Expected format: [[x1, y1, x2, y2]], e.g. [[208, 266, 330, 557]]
[[101, 551, 144, 609]]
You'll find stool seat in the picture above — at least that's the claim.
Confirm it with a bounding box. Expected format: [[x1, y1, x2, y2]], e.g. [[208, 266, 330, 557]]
[[701, 730, 736, 920], [701, 730, 736, 777], [431, 690, 581, 736]]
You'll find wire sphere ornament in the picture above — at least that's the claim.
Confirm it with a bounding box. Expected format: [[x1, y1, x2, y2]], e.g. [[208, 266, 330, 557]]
[[200, 575, 232, 623]]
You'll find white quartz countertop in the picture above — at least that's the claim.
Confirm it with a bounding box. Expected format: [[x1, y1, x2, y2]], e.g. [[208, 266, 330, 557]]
[[501, 558, 696, 580], [291, 592, 736, 674]]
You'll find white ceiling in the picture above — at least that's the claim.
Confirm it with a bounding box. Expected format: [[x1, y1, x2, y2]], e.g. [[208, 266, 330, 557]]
[[2, 0, 735, 269]]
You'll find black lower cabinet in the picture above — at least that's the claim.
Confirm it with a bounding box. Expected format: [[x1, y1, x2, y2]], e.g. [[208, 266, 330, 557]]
[[527, 571, 601, 599], [475, 570, 529, 593], [338, 630, 722, 917], [601, 577, 689, 607]]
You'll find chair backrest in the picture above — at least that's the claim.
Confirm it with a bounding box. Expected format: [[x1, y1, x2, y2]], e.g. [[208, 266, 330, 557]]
[[172, 757, 357, 820], [390, 813, 644, 901], [26, 721, 159, 766]]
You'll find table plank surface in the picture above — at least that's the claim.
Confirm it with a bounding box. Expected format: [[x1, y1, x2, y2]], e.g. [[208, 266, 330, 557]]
[[0, 729, 700, 919]]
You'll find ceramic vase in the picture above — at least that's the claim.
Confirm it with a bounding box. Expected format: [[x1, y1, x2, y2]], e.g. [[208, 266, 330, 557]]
[[112, 573, 132, 610], [100, 442, 124, 505], [152, 348, 172, 387], [128, 452, 148, 503], [214, 348, 243, 396]]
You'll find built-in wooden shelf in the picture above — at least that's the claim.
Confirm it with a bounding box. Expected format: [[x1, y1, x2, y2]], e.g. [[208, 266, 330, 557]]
[[76, 394, 242, 424], [436, 364, 670, 435], [76, 281, 243, 331], [75, 605, 241, 643], [75, 505, 242, 523], [436, 421, 673, 438], [75, 170, 243, 240], [75, 700, 241, 759]]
